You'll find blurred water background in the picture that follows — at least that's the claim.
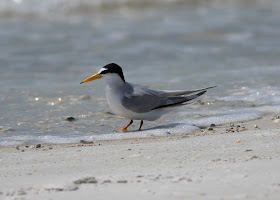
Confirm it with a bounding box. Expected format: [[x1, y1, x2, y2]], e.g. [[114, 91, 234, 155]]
[[1, 0, 280, 145]]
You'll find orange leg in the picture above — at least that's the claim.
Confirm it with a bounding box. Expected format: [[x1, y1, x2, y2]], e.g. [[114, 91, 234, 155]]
[[115, 120, 133, 132], [138, 120, 143, 131]]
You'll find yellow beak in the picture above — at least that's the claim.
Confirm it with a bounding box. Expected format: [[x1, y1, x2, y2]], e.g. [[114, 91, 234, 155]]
[[80, 73, 102, 84]]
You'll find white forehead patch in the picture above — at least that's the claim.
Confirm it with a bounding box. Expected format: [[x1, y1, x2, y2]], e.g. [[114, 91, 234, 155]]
[[98, 68, 107, 74]]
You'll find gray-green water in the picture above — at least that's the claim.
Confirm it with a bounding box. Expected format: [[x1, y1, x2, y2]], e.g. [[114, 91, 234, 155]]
[[1, 0, 280, 145]]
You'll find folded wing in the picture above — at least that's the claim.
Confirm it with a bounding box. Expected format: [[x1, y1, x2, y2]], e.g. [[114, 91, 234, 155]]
[[121, 83, 212, 113]]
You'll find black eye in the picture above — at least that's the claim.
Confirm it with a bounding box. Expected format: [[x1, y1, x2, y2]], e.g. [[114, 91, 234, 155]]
[[99, 70, 108, 75]]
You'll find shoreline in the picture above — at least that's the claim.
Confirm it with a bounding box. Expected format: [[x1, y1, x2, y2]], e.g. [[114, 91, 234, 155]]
[[1, 114, 279, 199], [3, 113, 279, 148]]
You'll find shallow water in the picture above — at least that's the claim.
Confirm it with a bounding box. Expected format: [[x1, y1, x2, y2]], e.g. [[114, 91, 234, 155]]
[[1, 0, 280, 145]]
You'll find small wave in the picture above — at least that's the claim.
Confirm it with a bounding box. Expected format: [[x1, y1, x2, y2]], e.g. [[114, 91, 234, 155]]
[[0, 0, 277, 21], [0, 0, 179, 21], [217, 86, 280, 105]]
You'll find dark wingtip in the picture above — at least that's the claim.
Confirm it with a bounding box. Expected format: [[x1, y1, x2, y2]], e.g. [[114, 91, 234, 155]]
[[197, 90, 207, 96]]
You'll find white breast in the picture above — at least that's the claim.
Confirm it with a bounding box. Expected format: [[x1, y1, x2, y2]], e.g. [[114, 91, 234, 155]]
[[106, 85, 125, 116]]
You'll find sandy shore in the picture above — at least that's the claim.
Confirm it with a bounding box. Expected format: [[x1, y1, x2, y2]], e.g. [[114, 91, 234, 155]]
[[1, 115, 280, 200]]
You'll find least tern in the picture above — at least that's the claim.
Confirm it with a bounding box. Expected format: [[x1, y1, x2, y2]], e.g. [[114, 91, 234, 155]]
[[81, 63, 216, 132]]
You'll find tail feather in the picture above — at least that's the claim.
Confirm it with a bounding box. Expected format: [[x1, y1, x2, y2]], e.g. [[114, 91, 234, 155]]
[[159, 86, 217, 96]]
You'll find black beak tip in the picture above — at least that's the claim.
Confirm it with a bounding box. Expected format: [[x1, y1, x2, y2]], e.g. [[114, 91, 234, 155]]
[[80, 82, 83, 84]]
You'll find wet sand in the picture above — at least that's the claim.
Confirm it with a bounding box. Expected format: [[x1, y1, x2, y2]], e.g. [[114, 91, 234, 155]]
[[0, 115, 280, 200]]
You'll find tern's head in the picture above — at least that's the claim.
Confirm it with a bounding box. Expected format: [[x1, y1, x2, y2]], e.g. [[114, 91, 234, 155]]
[[80, 63, 125, 84]]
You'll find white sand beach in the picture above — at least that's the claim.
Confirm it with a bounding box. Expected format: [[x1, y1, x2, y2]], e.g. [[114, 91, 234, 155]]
[[1, 115, 279, 200]]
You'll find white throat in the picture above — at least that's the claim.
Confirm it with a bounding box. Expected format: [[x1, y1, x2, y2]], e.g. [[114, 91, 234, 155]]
[[103, 73, 125, 88]]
